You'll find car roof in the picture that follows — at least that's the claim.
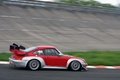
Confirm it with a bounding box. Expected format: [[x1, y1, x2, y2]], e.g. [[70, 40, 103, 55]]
[[37, 45, 56, 49]]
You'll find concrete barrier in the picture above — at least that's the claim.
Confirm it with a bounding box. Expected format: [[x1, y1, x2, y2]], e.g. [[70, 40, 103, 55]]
[[3, 0, 120, 14]]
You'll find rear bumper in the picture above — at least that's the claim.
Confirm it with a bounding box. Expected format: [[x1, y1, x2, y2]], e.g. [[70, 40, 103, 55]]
[[9, 58, 27, 67]]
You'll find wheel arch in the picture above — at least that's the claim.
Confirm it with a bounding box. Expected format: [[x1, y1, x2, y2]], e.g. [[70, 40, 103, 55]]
[[22, 57, 45, 68], [26, 59, 41, 68], [66, 58, 83, 68]]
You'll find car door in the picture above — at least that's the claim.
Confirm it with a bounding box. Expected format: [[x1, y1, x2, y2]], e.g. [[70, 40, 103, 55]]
[[43, 48, 68, 67]]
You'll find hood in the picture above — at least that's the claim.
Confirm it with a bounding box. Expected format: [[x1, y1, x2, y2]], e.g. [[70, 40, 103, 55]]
[[62, 54, 75, 58], [62, 54, 84, 60]]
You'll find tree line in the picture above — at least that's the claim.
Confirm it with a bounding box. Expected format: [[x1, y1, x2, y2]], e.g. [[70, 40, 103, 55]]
[[54, 0, 117, 8]]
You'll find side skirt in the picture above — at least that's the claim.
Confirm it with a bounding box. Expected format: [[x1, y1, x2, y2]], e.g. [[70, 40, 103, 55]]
[[42, 66, 67, 69]]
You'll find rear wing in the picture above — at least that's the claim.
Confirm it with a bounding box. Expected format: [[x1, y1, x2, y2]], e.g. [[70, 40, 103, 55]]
[[9, 43, 26, 51], [9, 43, 26, 55]]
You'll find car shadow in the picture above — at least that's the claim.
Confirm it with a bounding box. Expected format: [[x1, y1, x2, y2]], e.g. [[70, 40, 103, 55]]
[[8, 65, 87, 72], [9, 66, 87, 72]]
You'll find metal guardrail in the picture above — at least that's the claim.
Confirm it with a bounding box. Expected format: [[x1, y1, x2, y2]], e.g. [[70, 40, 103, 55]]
[[2, 0, 120, 14]]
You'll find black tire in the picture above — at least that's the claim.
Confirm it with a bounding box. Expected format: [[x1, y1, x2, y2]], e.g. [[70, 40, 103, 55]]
[[27, 59, 41, 71], [69, 60, 81, 71]]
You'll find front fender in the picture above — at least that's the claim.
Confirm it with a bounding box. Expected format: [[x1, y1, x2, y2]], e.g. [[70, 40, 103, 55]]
[[22, 56, 45, 67], [66, 58, 84, 68]]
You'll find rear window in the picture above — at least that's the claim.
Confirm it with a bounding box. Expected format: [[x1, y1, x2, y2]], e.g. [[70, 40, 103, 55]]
[[24, 46, 37, 52]]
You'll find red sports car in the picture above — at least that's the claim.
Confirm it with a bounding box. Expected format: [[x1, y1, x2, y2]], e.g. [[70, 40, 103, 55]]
[[9, 43, 88, 71]]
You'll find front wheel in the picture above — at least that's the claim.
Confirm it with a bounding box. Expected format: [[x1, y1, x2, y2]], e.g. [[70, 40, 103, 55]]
[[69, 61, 81, 71], [27, 59, 40, 71]]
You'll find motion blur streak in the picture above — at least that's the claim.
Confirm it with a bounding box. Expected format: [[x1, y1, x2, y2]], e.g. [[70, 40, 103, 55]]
[[0, 4, 120, 52]]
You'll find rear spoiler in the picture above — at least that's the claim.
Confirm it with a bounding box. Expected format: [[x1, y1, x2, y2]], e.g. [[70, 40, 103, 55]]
[[10, 43, 26, 50]]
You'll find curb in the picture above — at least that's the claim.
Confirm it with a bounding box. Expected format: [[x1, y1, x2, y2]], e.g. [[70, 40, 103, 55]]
[[0, 61, 120, 69], [87, 66, 120, 69], [0, 61, 9, 64]]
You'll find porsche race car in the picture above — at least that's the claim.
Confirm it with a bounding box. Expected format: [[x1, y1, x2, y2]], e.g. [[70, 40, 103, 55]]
[[9, 43, 88, 71]]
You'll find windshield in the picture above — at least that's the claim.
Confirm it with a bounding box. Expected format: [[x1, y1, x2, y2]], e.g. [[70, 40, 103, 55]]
[[24, 46, 37, 52], [56, 48, 63, 55]]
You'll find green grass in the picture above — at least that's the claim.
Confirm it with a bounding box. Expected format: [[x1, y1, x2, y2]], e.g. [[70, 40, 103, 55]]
[[0, 52, 11, 61], [64, 50, 120, 66], [0, 51, 120, 66]]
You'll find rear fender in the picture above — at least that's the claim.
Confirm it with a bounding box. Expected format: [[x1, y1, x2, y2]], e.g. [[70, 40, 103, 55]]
[[22, 57, 45, 67]]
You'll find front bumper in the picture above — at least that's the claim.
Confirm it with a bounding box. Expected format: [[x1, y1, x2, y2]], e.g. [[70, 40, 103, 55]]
[[9, 58, 27, 67], [81, 63, 88, 71]]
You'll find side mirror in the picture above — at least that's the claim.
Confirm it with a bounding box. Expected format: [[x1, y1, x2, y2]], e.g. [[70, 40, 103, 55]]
[[58, 54, 63, 57]]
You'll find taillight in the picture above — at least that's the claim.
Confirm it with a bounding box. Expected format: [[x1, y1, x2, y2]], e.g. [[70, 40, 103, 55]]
[[15, 56, 24, 60]]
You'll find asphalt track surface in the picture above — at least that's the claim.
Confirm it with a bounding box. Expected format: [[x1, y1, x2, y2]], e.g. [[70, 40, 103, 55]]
[[0, 64, 119, 80], [1, 4, 120, 52]]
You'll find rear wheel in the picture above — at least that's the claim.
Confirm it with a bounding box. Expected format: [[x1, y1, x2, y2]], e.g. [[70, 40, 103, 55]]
[[27, 59, 40, 71], [69, 61, 81, 71]]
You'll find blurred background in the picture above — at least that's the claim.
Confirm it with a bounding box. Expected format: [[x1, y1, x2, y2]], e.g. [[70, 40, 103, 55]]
[[0, 0, 120, 52]]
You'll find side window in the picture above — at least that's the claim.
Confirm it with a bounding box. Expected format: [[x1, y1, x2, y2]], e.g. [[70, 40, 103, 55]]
[[44, 48, 59, 55], [33, 50, 44, 55]]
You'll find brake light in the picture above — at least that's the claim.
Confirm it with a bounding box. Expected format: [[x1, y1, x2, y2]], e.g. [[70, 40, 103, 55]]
[[15, 56, 23, 60]]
